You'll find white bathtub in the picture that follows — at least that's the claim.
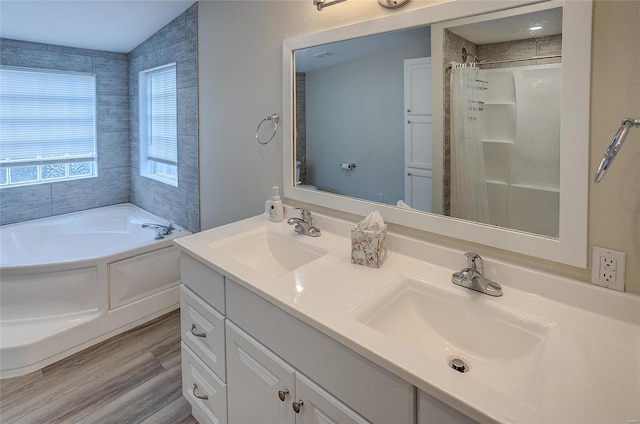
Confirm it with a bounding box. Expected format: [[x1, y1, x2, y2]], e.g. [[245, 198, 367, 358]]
[[0, 203, 190, 378]]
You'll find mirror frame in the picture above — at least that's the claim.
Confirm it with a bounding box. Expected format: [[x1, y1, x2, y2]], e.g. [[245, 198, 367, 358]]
[[283, 0, 592, 268]]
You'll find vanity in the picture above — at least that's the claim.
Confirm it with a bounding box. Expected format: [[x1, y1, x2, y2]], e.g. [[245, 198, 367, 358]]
[[177, 0, 639, 422], [174, 206, 639, 424]]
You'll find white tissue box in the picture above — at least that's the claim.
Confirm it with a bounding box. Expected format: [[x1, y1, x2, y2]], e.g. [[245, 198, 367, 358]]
[[351, 225, 387, 268]]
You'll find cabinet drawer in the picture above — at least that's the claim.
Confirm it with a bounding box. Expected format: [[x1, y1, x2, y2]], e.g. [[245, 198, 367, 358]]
[[180, 284, 226, 381], [180, 253, 225, 314], [182, 342, 227, 424], [226, 280, 415, 424]]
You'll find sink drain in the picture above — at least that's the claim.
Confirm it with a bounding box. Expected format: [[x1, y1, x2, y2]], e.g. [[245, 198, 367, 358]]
[[449, 358, 469, 373]]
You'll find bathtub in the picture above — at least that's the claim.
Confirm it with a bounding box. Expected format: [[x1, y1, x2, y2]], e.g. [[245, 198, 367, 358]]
[[0, 203, 190, 378]]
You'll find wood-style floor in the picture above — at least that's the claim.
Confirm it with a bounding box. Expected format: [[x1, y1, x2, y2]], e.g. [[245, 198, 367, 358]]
[[0, 310, 197, 424]]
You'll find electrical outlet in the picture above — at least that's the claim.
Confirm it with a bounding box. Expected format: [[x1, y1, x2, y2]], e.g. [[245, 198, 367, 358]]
[[591, 246, 625, 292]]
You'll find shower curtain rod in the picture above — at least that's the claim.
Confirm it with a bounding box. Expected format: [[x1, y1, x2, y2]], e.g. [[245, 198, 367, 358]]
[[478, 54, 562, 66], [448, 54, 562, 69]]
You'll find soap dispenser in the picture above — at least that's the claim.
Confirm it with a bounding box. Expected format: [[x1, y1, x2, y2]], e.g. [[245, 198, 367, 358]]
[[268, 186, 284, 222]]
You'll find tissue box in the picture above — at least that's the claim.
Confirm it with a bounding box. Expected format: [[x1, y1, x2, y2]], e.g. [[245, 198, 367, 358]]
[[351, 225, 387, 268]]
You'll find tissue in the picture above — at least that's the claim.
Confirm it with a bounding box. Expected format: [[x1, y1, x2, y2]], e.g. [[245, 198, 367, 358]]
[[351, 211, 387, 268], [357, 210, 384, 231]]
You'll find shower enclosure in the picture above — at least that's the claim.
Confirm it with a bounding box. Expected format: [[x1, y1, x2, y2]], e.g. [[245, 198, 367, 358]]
[[450, 63, 561, 237]]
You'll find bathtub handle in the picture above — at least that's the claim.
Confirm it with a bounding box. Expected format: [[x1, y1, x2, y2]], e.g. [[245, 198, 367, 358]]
[[191, 323, 206, 338], [192, 383, 209, 400]]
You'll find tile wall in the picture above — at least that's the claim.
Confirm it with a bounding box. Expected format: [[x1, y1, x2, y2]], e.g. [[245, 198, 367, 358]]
[[0, 40, 130, 225], [0, 3, 199, 232], [129, 4, 199, 232]]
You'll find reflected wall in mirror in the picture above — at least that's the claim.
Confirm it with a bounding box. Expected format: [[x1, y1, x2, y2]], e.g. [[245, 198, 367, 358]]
[[294, 2, 562, 238], [284, 0, 591, 267], [294, 27, 431, 204]]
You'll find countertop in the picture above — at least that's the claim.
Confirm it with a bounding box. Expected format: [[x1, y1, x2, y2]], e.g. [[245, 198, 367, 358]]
[[174, 207, 640, 424]]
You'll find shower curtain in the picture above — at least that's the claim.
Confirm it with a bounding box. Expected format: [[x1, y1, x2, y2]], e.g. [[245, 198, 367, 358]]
[[449, 62, 490, 224]]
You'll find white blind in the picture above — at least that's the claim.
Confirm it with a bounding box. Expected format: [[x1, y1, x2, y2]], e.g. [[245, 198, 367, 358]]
[[0, 67, 96, 163], [146, 66, 177, 166]]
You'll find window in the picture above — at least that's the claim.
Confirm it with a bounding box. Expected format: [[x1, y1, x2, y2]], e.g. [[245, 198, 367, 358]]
[[0, 67, 97, 187], [139, 63, 178, 186]]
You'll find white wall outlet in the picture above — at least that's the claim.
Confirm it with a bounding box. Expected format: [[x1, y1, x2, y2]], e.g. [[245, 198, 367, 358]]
[[591, 246, 626, 292]]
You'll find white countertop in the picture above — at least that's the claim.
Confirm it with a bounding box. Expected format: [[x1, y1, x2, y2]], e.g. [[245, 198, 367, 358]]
[[174, 207, 640, 424]]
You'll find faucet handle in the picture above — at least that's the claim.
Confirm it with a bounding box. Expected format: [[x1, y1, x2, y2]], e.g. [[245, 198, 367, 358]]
[[295, 207, 311, 220], [464, 252, 483, 272]]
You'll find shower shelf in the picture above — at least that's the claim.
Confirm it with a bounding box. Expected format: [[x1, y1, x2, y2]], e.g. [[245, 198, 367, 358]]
[[482, 139, 514, 144], [511, 183, 559, 193], [483, 101, 516, 105], [485, 179, 509, 186]]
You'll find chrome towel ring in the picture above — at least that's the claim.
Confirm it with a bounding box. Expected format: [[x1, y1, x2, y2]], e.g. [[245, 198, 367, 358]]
[[256, 113, 280, 145], [594, 117, 640, 183]]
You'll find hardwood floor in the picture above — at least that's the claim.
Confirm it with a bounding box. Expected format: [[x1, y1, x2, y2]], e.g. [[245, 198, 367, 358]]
[[0, 310, 198, 424]]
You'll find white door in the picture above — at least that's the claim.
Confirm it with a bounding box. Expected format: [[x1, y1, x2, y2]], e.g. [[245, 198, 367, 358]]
[[404, 58, 433, 212], [226, 321, 296, 424], [294, 373, 371, 424]]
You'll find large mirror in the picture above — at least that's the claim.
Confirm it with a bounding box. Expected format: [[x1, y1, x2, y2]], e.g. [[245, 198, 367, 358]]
[[283, 0, 591, 267]]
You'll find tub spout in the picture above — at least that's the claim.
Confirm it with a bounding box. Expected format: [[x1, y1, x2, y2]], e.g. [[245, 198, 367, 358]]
[[142, 221, 174, 240]]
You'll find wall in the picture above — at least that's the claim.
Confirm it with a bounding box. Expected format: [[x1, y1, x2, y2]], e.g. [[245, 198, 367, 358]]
[[0, 40, 129, 225], [197, 1, 640, 296], [304, 37, 429, 204], [588, 0, 640, 293], [129, 4, 199, 232]]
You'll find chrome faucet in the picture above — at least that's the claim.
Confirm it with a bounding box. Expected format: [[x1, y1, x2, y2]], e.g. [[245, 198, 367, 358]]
[[142, 221, 175, 240], [451, 252, 502, 296], [287, 208, 321, 237]]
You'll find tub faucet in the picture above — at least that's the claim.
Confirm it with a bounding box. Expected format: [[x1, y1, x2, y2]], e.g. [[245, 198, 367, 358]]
[[142, 221, 174, 240], [287, 208, 321, 237], [451, 252, 502, 296]]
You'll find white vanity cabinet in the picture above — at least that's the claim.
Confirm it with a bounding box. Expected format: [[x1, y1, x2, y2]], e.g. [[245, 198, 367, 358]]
[[179, 254, 228, 424], [178, 251, 416, 424], [225, 281, 415, 424], [226, 321, 370, 424]]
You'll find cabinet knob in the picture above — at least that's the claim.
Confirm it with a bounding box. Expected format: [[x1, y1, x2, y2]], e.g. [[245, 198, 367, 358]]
[[192, 383, 209, 400], [292, 400, 304, 414], [278, 389, 289, 401], [191, 323, 206, 338], [407, 109, 411, 113], [407, 172, 412, 176], [407, 120, 411, 124]]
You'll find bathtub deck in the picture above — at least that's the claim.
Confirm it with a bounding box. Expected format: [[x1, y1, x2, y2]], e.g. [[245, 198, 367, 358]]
[[0, 310, 196, 424]]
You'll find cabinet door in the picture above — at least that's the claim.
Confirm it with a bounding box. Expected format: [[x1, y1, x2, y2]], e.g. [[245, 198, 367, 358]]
[[405, 168, 432, 213], [417, 390, 478, 424], [404, 58, 432, 116], [294, 373, 370, 424], [226, 321, 296, 424]]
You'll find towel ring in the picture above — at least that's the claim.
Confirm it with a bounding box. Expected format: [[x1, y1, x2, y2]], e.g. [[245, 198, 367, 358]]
[[256, 113, 279, 145]]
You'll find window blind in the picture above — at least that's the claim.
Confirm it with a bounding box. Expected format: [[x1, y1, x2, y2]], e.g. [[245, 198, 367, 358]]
[[146, 66, 177, 166], [0, 67, 96, 165]]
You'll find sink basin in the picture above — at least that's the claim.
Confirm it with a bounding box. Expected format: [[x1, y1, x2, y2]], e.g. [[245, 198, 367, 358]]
[[207, 226, 328, 279], [353, 275, 555, 401]]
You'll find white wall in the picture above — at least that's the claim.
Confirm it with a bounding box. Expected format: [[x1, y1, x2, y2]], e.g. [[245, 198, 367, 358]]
[[197, 0, 433, 230], [305, 37, 429, 204]]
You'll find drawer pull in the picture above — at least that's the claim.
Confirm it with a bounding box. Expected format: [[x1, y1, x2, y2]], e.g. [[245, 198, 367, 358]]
[[192, 383, 209, 400], [191, 323, 206, 338], [278, 389, 289, 401], [292, 400, 304, 414]]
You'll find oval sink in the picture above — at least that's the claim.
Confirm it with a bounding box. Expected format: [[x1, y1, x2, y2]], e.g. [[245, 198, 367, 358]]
[[207, 226, 328, 279], [352, 275, 555, 401]]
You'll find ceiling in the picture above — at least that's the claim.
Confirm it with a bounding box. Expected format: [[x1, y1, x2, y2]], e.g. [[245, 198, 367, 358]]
[[0, 1, 196, 54], [295, 27, 431, 73]]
